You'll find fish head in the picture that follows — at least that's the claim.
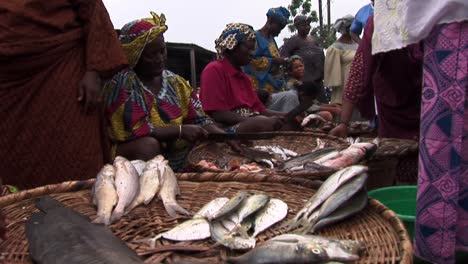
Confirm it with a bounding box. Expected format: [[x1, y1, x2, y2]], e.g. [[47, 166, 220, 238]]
[[296, 242, 329, 261], [154, 155, 165, 162], [101, 164, 116, 178], [337, 240, 366, 255], [325, 241, 361, 262]]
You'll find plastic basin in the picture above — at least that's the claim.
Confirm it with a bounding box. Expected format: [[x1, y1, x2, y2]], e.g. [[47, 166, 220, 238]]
[[368, 185, 417, 241]]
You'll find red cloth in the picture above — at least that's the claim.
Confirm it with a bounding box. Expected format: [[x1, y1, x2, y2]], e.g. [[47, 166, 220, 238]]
[[0, 0, 127, 189], [343, 15, 422, 140], [200, 58, 266, 113]]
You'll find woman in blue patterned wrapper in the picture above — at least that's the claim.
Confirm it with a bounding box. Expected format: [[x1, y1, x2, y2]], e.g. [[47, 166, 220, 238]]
[[243, 7, 290, 94]]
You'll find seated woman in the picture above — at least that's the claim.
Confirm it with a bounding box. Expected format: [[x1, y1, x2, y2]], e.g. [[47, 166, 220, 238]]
[[103, 12, 233, 171], [199, 23, 299, 132]]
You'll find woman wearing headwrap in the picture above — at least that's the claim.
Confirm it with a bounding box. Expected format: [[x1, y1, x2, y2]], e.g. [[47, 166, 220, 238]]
[[324, 15, 358, 104], [244, 7, 291, 94], [200, 23, 294, 132], [103, 12, 232, 171], [0, 0, 127, 189]]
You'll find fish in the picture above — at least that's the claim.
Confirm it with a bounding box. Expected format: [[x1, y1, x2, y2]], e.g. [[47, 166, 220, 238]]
[[26, 197, 143, 264], [110, 156, 140, 224], [227, 239, 329, 264], [315, 141, 378, 169], [254, 146, 298, 161], [210, 221, 256, 250], [207, 191, 249, 221], [125, 156, 164, 214], [286, 165, 368, 231], [158, 162, 191, 217], [252, 198, 288, 237], [220, 214, 254, 238], [304, 173, 368, 231], [92, 164, 118, 226], [301, 113, 327, 127], [269, 234, 364, 261], [193, 197, 229, 219], [311, 190, 368, 233], [146, 218, 211, 248], [233, 194, 270, 226], [278, 147, 339, 171], [130, 160, 146, 176]]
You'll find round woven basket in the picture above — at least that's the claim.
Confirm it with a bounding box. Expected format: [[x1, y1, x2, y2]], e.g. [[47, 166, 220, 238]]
[[187, 132, 349, 180], [0, 172, 412, 264]]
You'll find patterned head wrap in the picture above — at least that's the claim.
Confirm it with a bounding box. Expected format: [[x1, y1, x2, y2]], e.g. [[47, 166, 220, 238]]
[[214, 23, 256, 56], [333, 15, 354, 35], [119, 11, 168, 68], [266, 7, 291, 25]]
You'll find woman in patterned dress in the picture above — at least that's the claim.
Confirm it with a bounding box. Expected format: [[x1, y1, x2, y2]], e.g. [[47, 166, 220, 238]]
[[103, 12, 233, 171]]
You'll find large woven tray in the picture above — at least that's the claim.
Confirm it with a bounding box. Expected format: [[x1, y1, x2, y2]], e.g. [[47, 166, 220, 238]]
[[0, 172, 411, 263], [188, 132, 349, 180]]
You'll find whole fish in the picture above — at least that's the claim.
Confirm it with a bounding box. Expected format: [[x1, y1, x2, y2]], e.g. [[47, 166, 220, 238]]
[[208, 191, 249, 221], [270, 234, 364, 261], [301, 113, 327, 127], [193, 197, 229, 219], [130, 160, 146, 176], [110, 156, 140, 224], [279, 147, 339, 171], [305, 173, 368, 230], [311, 190, 368, 233], [158, 162, 191, 217], [125, 156, 164, 214], [146, 218, 211, 248], [232, 194, 270, 226], [287, 165, 368, 231], [92, 164, 118, 226], [227, 240, 329, 264], [252, 198, 288, 237], [26, 197, 143, 264], [315, 142, 377, 169], [210, 221, 256, 250]]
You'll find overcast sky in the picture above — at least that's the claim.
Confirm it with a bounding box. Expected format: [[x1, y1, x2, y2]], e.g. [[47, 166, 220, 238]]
[[102, 0, 370, 51]]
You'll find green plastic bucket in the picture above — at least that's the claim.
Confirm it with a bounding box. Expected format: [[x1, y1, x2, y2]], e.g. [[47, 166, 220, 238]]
[[368, 185, 417, 241]]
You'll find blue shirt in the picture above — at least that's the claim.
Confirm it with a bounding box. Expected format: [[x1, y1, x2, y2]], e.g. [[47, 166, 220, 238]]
[[350, 3, 374, 35]]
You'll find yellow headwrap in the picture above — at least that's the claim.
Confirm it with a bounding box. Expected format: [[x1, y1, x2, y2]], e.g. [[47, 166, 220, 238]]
[[119, 11, 168, 68]]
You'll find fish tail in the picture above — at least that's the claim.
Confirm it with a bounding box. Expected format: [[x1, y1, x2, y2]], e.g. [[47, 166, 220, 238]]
[[92, 214, 111, 226], [231, 225, 249, 239], [110, 209, 124, 224], [163, 202, 191, 218]]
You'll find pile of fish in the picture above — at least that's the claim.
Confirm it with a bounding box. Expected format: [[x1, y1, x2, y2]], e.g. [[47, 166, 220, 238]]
[[286, 165, 369, 233], [279, 138, 379, 172], [141, 191, 288, 250], [228, 234, 365, 263], [92, 155, 190, 225]]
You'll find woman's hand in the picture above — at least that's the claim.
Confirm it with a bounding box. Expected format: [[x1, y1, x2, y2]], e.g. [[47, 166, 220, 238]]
[[329, 123, 348, 138], [78, 71, 102, 114], [180, 125, 209, 143]]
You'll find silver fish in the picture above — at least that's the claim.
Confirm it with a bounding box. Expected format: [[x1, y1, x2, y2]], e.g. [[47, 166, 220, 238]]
[[287, 165, 368, 231], [305, 173, 368, 231], [125, 156, 164, 214], [233, 194, 270, 226], [208, 191, 249, 221], [270, 234, 364, 261], [301, 113, 327, 127], [311, 190, 368, 233], [252, 198, 288, 237], [110, 156, 140, 223], [211, 221, 256, 250], [92, 164, 118, 226], [130, 160, 146, 176], [227, 239, 329, 264], [193, 197, 229, 219], [146, 218, 211, 248], [220, 214, 254, 238], [316, 142, 377, 169], [279, 147, 339, 171], [158, 162, 191, 217]]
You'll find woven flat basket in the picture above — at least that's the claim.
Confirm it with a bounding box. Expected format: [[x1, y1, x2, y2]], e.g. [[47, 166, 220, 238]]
[[0, 172, 412, 264], [187, 132, 349, 180]]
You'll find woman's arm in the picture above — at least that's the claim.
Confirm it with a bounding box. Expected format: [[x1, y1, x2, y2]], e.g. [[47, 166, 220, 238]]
[[209, 111, 247, 126]]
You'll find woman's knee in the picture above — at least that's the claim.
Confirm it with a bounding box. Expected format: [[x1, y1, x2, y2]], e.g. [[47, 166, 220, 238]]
[[116, 137, 161, 161]]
